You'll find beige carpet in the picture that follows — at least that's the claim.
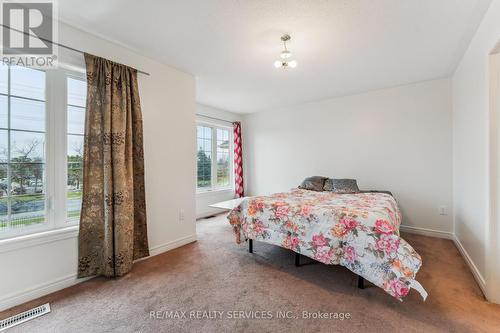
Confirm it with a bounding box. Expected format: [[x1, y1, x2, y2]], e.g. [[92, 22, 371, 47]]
[[2, 214, 500, 333]]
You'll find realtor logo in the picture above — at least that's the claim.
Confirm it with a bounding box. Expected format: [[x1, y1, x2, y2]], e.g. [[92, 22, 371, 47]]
[[2, 2, 52, 54], [1, 1, 57, 67]]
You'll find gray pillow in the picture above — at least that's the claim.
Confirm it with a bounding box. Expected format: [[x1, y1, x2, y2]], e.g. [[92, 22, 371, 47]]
[[324, 179, 359, 193], [298, 176, 328, 192]]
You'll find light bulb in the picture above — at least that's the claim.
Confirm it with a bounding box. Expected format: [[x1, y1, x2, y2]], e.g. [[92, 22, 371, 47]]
[[288, 60, 297, 68], [274, 60, 283, 68], [280, 50, 291, 59]]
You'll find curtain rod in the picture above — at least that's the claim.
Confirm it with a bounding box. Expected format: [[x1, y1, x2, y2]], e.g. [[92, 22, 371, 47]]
[[196, 113, 235, 124], [0, 24, 151, 76]]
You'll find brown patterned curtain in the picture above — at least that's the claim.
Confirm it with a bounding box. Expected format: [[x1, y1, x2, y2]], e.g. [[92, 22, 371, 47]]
[[77, 53, 149, 278]]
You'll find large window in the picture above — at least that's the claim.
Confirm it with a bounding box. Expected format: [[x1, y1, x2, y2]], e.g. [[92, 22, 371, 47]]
[[196, 123, 233, 192], [0, 66, 47, 232], [0, 65, 86, 239]]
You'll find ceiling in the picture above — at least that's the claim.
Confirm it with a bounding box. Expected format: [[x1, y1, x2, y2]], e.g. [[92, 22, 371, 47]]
[[58, 0, 492, 113]]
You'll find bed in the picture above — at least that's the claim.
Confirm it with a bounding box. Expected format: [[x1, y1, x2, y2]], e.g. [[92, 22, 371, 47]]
[[227, 188, 428, 301]]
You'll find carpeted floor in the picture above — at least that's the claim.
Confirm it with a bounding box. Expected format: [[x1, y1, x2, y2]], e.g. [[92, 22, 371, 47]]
[[2, 214, 500, 333]]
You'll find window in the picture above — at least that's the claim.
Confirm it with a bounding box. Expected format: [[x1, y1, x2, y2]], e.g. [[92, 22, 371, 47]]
[[197, 125, 212, 189], [216, 128, 231, 187], [196, 123, 233, 192], [0, 64, 86, 240], [66, 78, 85, 223], [0, 66, 47, 232]]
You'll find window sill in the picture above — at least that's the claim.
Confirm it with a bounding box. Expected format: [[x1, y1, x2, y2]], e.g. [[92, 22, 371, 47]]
[[0, 225, 79, 254], [196, 188, 234, 197]]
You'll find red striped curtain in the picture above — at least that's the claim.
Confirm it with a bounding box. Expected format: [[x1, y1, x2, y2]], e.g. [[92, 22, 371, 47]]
[[233, 122, 244, 198]]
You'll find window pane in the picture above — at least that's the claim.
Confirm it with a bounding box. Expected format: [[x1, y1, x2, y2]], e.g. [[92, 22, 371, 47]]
[[197, 138, 204, 151], [203, 139, 211, 152], [68, 134, 83, 157], [0, 195, 7, 231], [67, 162, 82, 223], [204, 126, 212, 139], [67, 190, 82, 223], [67, 77, 85, 224], [217, 152, 230, 187], [0, 95, 7, 128], [217, 128, 230, 147], [197, 150, 211, 188], [0, 164, 6, 230], [0, 65, 7, 95], [196, 126, 203, 138], [217, 143, 229, 151], [10, 194, 45, 229], [10, 131, 45, 162], [196, 126, 213, 189], [0, 130, 7, 162], [10, 163, 44, 195], [67, 77, 86, 107], [0, 163, 5, 234], [196, 125, 233, 190], [1, 65, 49, 236], [0, 163, 6, 195], [11, 97, 45, 131], [68, 106, 85, 134], [67, 163, 82, 190], [216, 128, 231, 187], [10, 66, 45, 100], [67, 135, 83, 222]]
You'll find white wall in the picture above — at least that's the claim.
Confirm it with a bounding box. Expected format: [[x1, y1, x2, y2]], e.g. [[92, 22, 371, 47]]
[[243, 79, 453, 234], [0, 21, 197, 311], [452, 0, 500, 302], [195, 104, 243, 218]]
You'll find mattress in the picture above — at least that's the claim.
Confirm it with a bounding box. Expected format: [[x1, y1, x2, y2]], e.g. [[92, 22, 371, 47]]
[[227, 188, 427, 301]]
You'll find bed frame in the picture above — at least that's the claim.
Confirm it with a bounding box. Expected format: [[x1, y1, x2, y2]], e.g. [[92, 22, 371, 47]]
[[247, 238, 365, 289]]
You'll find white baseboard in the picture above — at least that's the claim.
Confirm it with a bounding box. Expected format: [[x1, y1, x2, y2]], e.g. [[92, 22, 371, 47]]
[[147, 234, 197, 257], [400, 225, 454, 239], [0, 228, 487, 311], [0, 233, 197, 312], [0, 274, 91, 312], [452, 236, 487, 295], [400, 224, 486, 296]]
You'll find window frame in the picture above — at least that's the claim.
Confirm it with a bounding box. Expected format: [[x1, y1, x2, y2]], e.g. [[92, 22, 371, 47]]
[[0, 65, 86, 240], [196, 120, 234, 194], [0, 66, 51, 240]]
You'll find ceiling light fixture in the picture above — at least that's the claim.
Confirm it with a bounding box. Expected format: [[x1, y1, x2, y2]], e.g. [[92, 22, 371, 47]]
[[274, 34, 297, 69]]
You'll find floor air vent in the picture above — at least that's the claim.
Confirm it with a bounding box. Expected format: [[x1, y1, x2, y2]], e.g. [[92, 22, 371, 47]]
[[0, 303, 51, 331]]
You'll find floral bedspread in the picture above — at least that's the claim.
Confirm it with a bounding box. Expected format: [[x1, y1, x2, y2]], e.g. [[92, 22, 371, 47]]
[[227, 189, 427, 301]]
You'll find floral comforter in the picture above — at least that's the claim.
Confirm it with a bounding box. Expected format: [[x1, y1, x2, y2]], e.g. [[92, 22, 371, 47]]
[[227, 189, 427, 301]]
